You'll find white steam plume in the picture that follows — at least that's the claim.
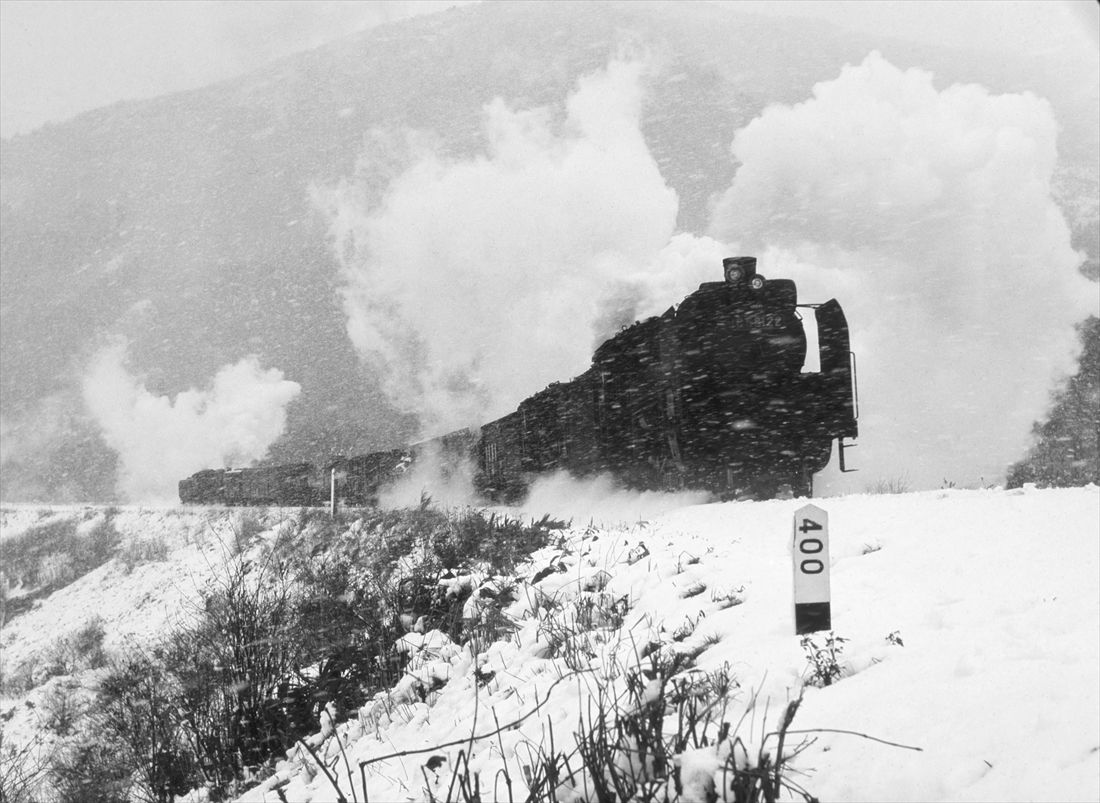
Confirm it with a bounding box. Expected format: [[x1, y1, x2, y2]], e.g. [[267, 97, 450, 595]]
[[519, 471, 711, 527], [319, 57, 701, 435], [710, 52, 1096, 492], [82, 338, 301, 503], [377, 443, 479, 510]]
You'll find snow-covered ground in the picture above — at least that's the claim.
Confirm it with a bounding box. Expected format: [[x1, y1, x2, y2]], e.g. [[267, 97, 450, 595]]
[[1, 506, 275, 672], [3, 486, 1098, 802], [0, 505, 294, 756]]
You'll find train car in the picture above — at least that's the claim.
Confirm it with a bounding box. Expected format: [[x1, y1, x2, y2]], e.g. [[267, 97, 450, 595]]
[[179, 468, 226, 505], [477, 410, 529, 502], [180, 255, 857, 506], [178, 463, 321, 506], [326, 451, 410, 507]]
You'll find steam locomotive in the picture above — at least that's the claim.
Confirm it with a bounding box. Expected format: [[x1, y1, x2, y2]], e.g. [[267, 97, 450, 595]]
[[179, 256, 858, 506]]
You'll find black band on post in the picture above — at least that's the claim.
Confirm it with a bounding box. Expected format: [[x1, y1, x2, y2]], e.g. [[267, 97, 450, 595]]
[[795, 602, 831, 635]]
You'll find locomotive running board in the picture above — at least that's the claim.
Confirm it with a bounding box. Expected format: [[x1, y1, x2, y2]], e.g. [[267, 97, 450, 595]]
[[838, 438, 858, 473]]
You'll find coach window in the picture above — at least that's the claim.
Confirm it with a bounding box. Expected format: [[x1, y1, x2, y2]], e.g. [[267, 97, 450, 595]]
[[486, 442, 499, 477]]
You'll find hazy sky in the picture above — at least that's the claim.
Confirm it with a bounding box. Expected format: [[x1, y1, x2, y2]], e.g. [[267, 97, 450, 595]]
[[1, 0, 1096, 139], [0, 0, 474, 138]]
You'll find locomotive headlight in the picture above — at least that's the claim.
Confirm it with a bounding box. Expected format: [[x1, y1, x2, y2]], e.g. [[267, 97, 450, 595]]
[[750, 275, 766, 290], [723, 256, 757, 285]]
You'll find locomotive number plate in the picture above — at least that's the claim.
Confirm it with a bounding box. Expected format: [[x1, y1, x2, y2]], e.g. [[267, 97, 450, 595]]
[[731, 311, 785, 330]]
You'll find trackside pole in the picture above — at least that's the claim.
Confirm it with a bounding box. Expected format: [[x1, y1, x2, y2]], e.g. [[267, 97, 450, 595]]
[[330, 468, 337, 518], [792, 503, 831, 634]]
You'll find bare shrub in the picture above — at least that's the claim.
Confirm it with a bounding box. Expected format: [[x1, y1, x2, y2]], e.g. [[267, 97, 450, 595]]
[[69, 616, 108, 670], [42, 678, 87, 736], [94, 653, 195, 803], [119, 535, 170, 570], [73, 513, 121, 571], [0, 511, 120, 600], [711, 586, 745, 609], [38, 551, 77, 587], [534, 591, 631, 670], [0, 729, 50, 803], [570, 654, 818, 803], [405, 637, 827, 802], [231, 510, 267, 551], [2, 518, 79, 588], [865, 475, 911, 495], [49, 734, 134, 803], [0, 657, 36, 696], [801, 631, 849, 687], [163, 558, 300, 796], [31, 617, 109, 687], [437, 509, 557, 574]]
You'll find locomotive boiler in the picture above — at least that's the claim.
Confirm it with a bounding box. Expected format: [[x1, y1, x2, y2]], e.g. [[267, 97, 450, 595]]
[[179, 256, 858, 506]]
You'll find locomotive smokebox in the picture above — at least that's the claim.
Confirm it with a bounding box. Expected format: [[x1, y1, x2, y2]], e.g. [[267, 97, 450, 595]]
[[723, 256, 757, 285]]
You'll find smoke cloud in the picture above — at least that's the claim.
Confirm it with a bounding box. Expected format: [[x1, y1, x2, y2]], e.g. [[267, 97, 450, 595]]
[[710, 52, 1096, 491], [319, 57, 715, 435], [81, 338, 301, 503]]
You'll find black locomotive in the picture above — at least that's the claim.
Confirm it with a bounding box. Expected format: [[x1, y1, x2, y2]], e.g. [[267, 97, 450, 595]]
[[179, 256, 857, 506]]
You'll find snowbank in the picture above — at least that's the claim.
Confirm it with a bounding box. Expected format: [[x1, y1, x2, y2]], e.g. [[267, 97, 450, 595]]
[[238, 486, 1098, 803]]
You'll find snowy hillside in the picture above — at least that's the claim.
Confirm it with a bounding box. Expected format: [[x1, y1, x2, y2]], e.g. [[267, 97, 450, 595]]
[[2, 486, 1097, 802], [1, 505, 268, 681]]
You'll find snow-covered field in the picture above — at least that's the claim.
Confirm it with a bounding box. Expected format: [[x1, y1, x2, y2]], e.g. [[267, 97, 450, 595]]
[[1, 505, 267, 673], [0, 505, 288, 760], [3, 486, 1098, 802]]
